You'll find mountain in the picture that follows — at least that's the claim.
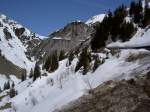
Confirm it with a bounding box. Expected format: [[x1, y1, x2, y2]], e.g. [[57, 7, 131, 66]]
[[0, 14, 42, 79], [6, 26, 150, 112], [86, 14, 106, 25], [0, 0, 150, 112], [33, 14, 106, 61], [33, 21, 94, 60]]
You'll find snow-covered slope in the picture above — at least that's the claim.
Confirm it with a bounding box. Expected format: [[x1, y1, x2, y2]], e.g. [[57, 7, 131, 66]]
[[86, 14, 105, 25], [9, 50, 150, 112], [0, 25, 147, 112], [108, 26, 150, 48], [0, 14, 43, 73], [0, 14, 45, 90]]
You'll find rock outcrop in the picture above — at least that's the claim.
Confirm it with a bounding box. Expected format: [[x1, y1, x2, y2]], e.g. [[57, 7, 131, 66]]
[[34, 21, 94, 60]]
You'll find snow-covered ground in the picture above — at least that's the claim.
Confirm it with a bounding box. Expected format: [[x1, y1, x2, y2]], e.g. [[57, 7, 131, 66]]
[[10, 50, 150, 112], [6, 24, 149, 112], [108, 26, 150, 48]]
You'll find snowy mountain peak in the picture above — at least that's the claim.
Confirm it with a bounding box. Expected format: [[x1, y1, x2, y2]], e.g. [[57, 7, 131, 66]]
[[0, 13, 43, 76], [86, 14, 106, 25]]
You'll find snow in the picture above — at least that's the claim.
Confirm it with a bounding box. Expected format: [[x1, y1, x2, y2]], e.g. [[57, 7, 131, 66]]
[[11, 59, 88, 112], [53, 37, 63, 40], [0, 75, 8, 89], [4, 25, 150, 111], [11, 49, 150, 112], [107, 27, 150, 48], [0, 24, 34, 72], [0, 74, 20, 89], [86, 14, 105, 25], [0, 14, 41, 74]]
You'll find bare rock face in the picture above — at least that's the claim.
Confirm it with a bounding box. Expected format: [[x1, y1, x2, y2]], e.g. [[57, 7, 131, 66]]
[[34, 21, 93, 59], [0, 55, 26, 79], [57, 73, 150, 112]]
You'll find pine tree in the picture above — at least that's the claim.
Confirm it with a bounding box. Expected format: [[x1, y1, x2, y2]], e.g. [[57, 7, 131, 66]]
[[9, 88, 17, 98], [51, 52, 59, 72], [43, 55, 52, 71], [0, 87, 2, 93], [111, 5, 127, 40], [21, 71, 27, 82], [59, 50, 66, 61], [7, 81, 10, 89], [93, 55, 102, 72], [68, 52, 74, 65], [3, 81, 10, 90], [142, 3, 150, 27], [119, 22, 136, 41], [43, 52, 59, 72], [91, 23, 108, 51], [29, 69, 34, 78], [33, 63, 41, 81], [129, 0, 143, 24], [11, 81, 15, 88], [129, 1, 136, 16], [3, 82, 7, 90], [75, 48, 90, 75]]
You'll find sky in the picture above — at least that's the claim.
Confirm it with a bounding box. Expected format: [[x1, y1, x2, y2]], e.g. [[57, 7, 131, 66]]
[[0, 0, 133, 36]]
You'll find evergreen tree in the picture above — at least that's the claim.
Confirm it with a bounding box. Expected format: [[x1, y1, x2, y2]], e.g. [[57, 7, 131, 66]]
[[11, 81, 15, 88], [119, 22, 136, 41], [68, 52, 74, 65], [9, 88, 17, 98], [21, 72, 26, 82], [93, 55, 102, 72], [43, 52, 59, 72], [43, 55, 52, 71], [129, 1, 136, 16], [91, 23, 109, 51], [129, 0, 143, 24], [33, 63, 41, 81], [51, 52, 59, 72], [75, 48, 90, 75], [59, 50, 66, 61], [3, 81, 10, 90], [142, 3, 150, 27], [111, 5, 127, 40], [7, 81, 10, 89], [3, 82, 7, 90], [29, 69, 34, 78], [0, 87, 2, 93]]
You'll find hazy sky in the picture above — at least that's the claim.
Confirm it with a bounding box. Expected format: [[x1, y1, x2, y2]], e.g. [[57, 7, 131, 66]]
[[0, 0, 133, 36]]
